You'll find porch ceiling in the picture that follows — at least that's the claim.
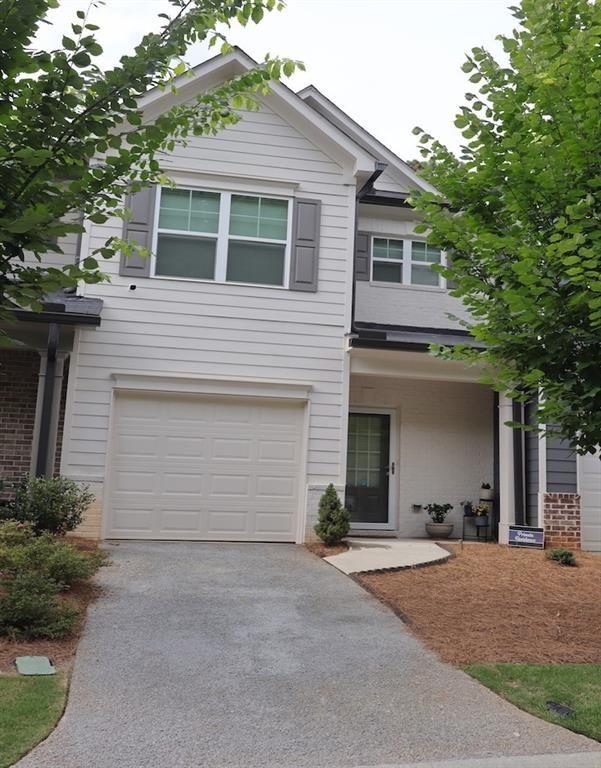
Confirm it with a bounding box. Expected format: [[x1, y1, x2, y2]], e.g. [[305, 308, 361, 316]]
[[349, 346, 486, 383]]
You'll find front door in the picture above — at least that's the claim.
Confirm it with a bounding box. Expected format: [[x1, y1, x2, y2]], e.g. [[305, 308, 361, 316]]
[[345, 411, 392, 528]]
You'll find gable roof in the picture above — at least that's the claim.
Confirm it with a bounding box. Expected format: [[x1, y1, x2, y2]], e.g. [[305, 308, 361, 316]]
[[297, 85, 436, 194], [138, 48, 378, 179]]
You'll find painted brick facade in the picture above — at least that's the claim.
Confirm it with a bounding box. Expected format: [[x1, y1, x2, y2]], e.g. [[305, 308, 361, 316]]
[[543, 492, 581, 549], [0, 350, 40, 496]]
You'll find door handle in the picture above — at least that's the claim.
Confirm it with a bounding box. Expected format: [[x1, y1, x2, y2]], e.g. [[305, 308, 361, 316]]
[[387, 462, 395, 476]]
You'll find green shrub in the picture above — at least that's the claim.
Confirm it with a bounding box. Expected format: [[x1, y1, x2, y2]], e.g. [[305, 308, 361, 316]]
[[547, 547, 576, 566], [0, 476, 94, 535], [314, 484, 350, 546], [0, 534, 105, 589], [0, 520, 35, 547], [0, 572, 78, 639]]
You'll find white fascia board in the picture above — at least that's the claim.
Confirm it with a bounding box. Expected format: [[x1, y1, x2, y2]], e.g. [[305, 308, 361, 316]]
[[298, 85, 438, 195], [139, 49, 377, 178]]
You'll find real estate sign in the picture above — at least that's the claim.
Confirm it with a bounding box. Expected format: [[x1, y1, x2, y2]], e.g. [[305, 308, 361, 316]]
[[508, 525, 545, 549]]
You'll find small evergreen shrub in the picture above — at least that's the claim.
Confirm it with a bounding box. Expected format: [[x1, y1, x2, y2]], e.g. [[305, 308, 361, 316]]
[[0, 532, 105, 589], [0, 476, 94, 535], [314, 484, 350, 546], [0, 572, 78, 639], [547, 547, 576, 566]]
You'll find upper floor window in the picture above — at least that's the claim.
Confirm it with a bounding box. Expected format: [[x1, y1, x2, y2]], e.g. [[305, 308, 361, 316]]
[[155, 187, 291, 287], [371, 236, 444, 288]]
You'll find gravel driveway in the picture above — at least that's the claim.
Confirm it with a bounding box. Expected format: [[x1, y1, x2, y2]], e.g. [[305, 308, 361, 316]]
[[18, 542, 601, 768]]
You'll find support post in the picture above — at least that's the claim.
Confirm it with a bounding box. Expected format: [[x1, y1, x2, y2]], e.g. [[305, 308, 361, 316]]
[[498, 394, 516, 544], [33, 324, 62, 477]]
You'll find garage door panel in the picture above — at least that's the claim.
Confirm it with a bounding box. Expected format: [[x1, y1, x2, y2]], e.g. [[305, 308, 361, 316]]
[[107, 393, 304, 541]]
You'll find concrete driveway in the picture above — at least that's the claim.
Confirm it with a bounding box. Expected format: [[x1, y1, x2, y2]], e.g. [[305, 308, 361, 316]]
[[18, 543, 601, 768]]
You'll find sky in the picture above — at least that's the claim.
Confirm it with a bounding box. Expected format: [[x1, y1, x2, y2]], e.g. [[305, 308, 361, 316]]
[[34, 0, 518, 161]]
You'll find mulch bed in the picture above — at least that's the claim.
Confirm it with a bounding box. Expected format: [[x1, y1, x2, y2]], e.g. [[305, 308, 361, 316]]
[[306, 541, 350, 558], [0, 538, 104, 674], [356, 543, 601, 665]]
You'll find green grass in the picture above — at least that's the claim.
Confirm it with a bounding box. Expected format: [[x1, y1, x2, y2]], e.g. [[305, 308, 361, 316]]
[[466, 664, 601, 742], [0, 674, 66, 767]]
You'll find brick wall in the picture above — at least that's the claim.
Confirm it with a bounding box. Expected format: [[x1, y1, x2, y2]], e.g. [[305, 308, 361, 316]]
[[0, 350, 70, 499], [543, 492, 581, 549], [0, 350, 40, 496]]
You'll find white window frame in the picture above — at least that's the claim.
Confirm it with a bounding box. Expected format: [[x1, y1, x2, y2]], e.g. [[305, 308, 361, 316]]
[[151, 185, 293, 289], [370, 235, 448, 291]]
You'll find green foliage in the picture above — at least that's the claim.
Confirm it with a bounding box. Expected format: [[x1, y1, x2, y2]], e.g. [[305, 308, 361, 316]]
[[547, 547, 576, 566], [0, 571, 78, 640], [0, 0, 303, 339], [314, 483, 350, 546], [0, 531, 106, 589], [1, 476, 94, 535], [411, 0, 601, 452], [0, 520, 34, 547], [424, 503, 453, 523]]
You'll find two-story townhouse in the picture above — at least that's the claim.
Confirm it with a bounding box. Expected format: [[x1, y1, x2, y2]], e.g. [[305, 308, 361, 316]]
[[2, 49, 599, 550]]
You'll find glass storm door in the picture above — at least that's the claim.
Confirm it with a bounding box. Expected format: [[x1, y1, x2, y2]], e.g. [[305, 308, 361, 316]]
[[345, 412, 391, 526]]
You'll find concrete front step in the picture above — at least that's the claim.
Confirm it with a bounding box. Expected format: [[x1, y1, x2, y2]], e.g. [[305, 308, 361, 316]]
[[324, 537, 451, 575]]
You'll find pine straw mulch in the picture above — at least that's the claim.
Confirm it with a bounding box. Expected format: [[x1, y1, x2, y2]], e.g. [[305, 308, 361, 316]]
[[306, 541, 350, 558], [356, 543, 601, 665], [0, 537, 104, 674]]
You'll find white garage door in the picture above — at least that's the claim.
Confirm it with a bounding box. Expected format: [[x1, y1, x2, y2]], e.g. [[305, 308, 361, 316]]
[[579, 451, 601, 551], [106, 392, 305, 541]]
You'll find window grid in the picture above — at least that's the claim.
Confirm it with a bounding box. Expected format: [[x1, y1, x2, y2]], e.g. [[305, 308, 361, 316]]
[[346, 414, 385, 488], [370, 236, 445, 288], [153, 187, 291, 287]]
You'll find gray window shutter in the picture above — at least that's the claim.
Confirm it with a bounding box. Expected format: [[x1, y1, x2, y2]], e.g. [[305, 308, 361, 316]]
[[355, 232, 370, 281], [289, 198, 321, 292], [119, 186, 157, 277]]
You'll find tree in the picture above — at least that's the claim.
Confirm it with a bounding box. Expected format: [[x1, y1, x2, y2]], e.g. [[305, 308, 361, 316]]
[[411, 0, 601, 453], [0, 0, 302, 339], [314, 484, 350, 546]]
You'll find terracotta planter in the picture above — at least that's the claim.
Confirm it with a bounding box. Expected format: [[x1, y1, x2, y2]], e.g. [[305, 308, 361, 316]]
[[425, 522, 454, 539]]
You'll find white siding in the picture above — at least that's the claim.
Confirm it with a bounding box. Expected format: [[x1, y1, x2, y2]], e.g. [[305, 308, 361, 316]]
[[356, 206, 471, 329], [62, 100, 356, 537], [350, 375, 493, 538]]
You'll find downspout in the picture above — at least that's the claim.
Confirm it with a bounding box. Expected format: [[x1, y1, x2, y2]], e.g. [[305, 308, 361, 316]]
[[35, 323, 60, 477], [351, 161, 387, 334]]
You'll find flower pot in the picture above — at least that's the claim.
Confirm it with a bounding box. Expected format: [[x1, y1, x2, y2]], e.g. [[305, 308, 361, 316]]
[[464, 505, 474, 517], [474, 515, 489, 527], [480, 488, 494, 501], [425, 522, 454, 539]]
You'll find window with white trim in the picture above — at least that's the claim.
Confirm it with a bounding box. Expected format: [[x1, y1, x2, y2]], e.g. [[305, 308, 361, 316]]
[[155, 187, 291, 287], [371, 236, 444, 288]]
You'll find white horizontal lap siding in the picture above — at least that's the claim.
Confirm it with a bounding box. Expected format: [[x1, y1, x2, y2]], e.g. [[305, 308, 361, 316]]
[[356, 212, 472, 330], [23, 228, 80, 271], [62, 101, 353, 499]]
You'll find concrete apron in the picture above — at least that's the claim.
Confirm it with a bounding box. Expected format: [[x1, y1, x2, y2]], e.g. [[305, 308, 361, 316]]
[[358, 754, 601, 768]]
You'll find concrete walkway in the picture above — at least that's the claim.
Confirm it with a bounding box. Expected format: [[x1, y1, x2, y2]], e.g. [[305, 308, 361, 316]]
[[324, 537, 450, 574], [18, 542, 600, 768]]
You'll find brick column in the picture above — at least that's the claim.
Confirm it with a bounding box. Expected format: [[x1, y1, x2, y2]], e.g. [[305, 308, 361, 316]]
[[543, 492, 581, 549]]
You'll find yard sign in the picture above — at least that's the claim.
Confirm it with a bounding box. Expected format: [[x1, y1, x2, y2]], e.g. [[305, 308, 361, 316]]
[[508, 525, 545, 549]]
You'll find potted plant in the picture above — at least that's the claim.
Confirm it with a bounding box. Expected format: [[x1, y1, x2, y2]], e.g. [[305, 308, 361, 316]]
[[461, 500, 473, 516], [424, 503, 454, 538], [473, 503, 489, 527], [480, 482, 494, 501]]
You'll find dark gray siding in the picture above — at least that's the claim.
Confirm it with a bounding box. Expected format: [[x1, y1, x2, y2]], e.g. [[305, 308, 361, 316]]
[[524, 404, 539, 525], [546, 432, 577, 493]]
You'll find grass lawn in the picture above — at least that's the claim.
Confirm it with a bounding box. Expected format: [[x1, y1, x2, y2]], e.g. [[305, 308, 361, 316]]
[[0, 674, 66, 768], [466, 664, 601, 742]]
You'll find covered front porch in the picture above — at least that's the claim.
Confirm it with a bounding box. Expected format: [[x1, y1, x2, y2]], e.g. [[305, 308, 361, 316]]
[[345, 345, 500, 541]]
